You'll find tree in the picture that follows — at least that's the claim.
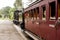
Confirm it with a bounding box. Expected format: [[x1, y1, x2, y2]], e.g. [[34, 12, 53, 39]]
[[9, 8, 16, 20], [1, 6, 11, 18], [14, 0, 22, 10], [28, 0, 33, 2], [0, 6, 11, 19]]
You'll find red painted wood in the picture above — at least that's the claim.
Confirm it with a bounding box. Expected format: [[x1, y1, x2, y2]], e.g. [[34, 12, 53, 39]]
[[24, 0, 60, 40]]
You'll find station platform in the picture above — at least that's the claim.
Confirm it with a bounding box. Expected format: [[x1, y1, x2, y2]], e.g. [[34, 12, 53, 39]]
[[0, 20, 40, 40], [13, 22, 41, 40], [13, 23, 40, 40]]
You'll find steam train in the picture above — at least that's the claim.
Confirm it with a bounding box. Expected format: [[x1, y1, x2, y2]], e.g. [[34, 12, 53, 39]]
[[13, 0, 60, 40]]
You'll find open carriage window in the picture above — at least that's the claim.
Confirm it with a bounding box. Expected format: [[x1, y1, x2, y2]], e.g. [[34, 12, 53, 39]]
[[42, 6, 46, 20], [29, 10, 31, 19], [36, 7, 39, 20], [28, 10, 33, 21], [49, 2, 56, 20], [24, 11, 29, 23], [33, 8, 36, 20], [58, 0, 60, 20], [31, 10, 34, 21], [33, 7, 39, 20]]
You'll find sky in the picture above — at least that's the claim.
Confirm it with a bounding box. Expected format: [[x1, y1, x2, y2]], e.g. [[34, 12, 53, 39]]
[[0, 0, 15, 9], [22, 0, 36, 8], [22, 0, 29, 8], [0, 0, 35, 9], [0, 0, 28, 9]]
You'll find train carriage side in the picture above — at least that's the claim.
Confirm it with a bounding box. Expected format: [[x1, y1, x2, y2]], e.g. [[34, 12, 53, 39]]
[[24, 0, 60, 40], [57, 0, 60, 40]]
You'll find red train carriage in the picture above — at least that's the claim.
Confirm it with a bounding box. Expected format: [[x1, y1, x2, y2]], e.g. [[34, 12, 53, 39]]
[[24, 0, 60, 40]]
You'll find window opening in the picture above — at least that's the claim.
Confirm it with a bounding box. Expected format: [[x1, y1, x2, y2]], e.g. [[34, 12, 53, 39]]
[[36, 7, 39, 20], [49, 2, 56, 20], [42, 6, 46, 20], [29, 10, 33, 21], [24, 11, 29, 23], [58, 0, 60, 20], [33, 8, 37, 20], [33, 7, 39, 20]]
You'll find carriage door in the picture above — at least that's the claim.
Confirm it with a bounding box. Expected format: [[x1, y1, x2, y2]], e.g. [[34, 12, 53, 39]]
[[33, 7, 40, 24], [58, 0, 60, 20], [57, 0, 60, 40], [33, 7, 40, 35]]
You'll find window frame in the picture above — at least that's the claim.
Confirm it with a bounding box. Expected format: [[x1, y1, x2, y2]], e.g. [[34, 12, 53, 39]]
[[49, 1, 56, 20], [33, 7, 39, 20], [42, 5, 46, 21], [58, 0, 60, 20]]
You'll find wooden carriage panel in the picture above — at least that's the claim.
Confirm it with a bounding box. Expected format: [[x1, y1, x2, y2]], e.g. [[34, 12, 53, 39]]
[[24, 0, 58, 40]]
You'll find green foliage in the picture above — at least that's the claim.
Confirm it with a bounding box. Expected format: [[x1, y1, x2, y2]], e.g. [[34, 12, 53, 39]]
[[0, 0, 23, 20], [14, 0, 22, 9], [0, 6, 11, 18], [9, 8, 16, 20], [0, 6, 16, 20]]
